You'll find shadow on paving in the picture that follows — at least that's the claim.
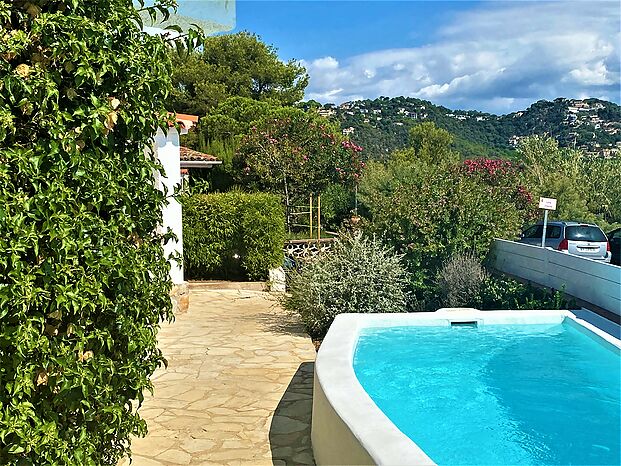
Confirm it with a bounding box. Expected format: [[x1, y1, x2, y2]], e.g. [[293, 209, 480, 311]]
[[269, 362, 316, 465], [252, 309, 310, 337]]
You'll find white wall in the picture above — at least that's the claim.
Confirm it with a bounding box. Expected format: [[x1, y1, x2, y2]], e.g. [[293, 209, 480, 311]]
[[153, 127, 184, 284], [491, 240, 621, 317]]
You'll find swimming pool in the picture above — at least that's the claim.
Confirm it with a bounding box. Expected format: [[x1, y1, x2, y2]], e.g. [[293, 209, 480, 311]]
[[311, 310, 621, 466], [354, 323, 620, 465]]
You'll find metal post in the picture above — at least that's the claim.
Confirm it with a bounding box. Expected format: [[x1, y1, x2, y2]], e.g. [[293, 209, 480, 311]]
[[541, 209, 549, 248], [309, 194, 313, 240], [317, 195, 321, 241]]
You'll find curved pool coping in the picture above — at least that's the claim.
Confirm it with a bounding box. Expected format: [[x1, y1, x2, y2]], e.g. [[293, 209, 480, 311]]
[[311, 309, 621, 466]]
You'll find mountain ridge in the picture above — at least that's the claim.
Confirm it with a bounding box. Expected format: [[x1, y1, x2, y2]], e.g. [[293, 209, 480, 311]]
[[303, 97, 621, 160]]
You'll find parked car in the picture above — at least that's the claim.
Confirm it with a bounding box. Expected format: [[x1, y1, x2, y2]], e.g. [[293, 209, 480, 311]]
[[518, 221, 611, 263], [606, 227, 621, 266]]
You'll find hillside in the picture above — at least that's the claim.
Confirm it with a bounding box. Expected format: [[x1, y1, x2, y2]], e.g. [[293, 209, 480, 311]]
[[302, 97, 621, 160]]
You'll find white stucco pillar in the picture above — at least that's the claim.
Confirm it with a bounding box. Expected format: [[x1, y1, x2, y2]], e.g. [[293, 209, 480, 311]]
[[154, 126, 184, 284]]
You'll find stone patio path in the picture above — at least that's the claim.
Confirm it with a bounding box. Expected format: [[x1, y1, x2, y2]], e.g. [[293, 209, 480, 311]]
[[124, 285, 316, 465]]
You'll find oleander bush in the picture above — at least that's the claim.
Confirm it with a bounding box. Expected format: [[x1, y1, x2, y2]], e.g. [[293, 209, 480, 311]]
[[0, 1, 198, 463], [283, 234, 409, 339], [182, 191, 285, 280], [359, 158, 527, 295]]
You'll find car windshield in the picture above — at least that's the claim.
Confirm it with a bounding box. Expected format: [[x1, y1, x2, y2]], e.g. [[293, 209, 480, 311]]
[[565, 226, 607, 242]]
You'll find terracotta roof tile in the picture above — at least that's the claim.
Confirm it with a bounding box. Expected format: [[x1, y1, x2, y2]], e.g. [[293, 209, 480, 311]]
[[180, 146, 218, 162], [167, 112, 199, 130]]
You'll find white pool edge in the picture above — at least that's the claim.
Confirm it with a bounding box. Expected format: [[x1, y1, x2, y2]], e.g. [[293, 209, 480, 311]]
[[311, 310, 621, 466]]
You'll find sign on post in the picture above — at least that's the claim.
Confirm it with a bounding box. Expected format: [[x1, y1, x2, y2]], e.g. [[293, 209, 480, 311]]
[[538, 197, 557, 210], [538, 197, 557, 248]]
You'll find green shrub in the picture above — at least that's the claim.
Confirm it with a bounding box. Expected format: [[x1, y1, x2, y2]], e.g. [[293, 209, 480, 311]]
[[477, 275, 571, 310], [283, 234, 410, 339], [182, 191, 285, 280], [433, 254, 571, 311], [359, 158, 526, 295], [0, 1, 188, 463]]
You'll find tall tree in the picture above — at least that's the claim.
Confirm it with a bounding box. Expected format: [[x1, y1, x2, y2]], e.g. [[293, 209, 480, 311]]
[[518, 136, 598, 224], [409, 122, 459, 164], [170, 32, 308, 115], [234, 107, 364, 228]]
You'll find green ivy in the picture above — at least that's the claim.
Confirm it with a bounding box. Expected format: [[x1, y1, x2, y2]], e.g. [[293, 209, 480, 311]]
[[181, 191, 285, 280], [0, 1, 193, 463]]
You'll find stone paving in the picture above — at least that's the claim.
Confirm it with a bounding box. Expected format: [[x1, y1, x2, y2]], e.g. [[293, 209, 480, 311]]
[[123, 285, 317, 465]]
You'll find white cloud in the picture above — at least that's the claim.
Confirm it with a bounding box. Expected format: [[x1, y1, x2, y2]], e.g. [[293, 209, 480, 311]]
[[566, 61, 614, 86], [310, 56, 340, 70], [302, 1, 620, 113]]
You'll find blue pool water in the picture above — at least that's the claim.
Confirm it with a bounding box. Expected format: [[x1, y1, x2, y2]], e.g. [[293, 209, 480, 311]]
[[353, 322, 621, 465]]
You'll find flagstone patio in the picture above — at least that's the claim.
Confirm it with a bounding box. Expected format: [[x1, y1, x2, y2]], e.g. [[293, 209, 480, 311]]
[[124, 284, 316, 465]]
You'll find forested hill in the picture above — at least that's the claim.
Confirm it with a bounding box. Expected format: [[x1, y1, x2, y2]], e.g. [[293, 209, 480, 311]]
[[302, 97, 621, 160]]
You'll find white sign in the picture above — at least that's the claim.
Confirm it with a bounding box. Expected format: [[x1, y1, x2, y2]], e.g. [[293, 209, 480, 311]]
[[538, 197, 557, 210]]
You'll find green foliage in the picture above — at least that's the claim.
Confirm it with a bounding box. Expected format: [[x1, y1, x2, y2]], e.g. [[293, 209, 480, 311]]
[[409, 122, 459, 164], [580, 156, 621, 225], [477, 275, 572, 311], [0, 1, 189, 463], [518, 135, 621, 227], [433, 253, 571, 311], [234, 108, 364, 229], [170, 32, 308, 115], [319, 183, 357, 231], [359, 157, 526, 291], [181, 192, 285, 280], [283, 234, 409, 339], [190, 96, 282, 175]]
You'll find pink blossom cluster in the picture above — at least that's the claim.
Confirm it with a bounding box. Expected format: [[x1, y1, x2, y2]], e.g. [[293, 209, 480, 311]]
[[341, 140, 363, 152], [463, 158, 515, 176]]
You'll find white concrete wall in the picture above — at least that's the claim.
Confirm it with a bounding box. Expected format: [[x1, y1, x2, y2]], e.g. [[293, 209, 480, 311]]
[[491, 239, 621, 317], [154, 127, 184, 284]]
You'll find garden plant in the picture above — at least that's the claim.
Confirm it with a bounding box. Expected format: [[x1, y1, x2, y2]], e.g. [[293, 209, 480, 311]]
[[283, 233, 410, 339], [181, 191, 285, 280], [0, 1, 200, 463]]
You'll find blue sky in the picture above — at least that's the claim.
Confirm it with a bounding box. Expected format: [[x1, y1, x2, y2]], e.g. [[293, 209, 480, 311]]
[[223, 1, 621, 114]]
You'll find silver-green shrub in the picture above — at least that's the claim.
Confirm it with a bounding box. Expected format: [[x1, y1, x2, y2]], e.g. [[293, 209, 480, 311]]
[[436, 252, 488, 308], [283, 234, 409, 338]]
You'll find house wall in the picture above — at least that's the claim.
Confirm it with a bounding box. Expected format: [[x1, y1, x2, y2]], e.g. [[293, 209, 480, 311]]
[[154, 127, 184, 285]]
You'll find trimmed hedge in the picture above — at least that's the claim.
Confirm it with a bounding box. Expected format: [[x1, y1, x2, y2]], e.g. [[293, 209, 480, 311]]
[[182, 192, 285, 280]]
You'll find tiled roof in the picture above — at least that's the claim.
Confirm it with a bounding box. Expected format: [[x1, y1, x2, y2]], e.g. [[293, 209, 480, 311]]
[[167, 112, 199, 130], [180, 146, 218, 162]]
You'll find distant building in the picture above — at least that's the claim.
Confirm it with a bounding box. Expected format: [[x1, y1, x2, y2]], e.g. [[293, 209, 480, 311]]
[[318, 108, 335, 118]]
